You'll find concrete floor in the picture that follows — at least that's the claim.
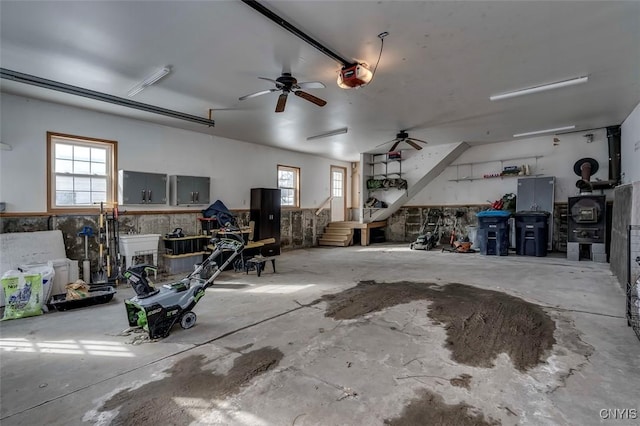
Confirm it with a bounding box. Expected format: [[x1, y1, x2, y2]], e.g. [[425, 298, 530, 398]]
[[1, 243, 638, 425]]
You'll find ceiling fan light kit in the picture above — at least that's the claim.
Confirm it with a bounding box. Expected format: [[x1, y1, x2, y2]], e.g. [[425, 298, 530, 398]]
[[489, 76, 588, 101], [127, 66, 172, 97], [377, 130, 428, 152], [239, 72, 327, 113]]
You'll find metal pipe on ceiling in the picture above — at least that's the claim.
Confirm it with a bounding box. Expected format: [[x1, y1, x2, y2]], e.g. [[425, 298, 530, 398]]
[[0, 68, 215, 127], [240, 0, 353, 68]]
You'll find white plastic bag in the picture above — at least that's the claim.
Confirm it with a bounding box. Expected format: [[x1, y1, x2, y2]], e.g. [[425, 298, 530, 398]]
[[19, 262, 55, 306]]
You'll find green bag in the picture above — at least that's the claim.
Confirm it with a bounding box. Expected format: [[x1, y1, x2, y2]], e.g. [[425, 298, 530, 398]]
[[2, 272, 43, 320]]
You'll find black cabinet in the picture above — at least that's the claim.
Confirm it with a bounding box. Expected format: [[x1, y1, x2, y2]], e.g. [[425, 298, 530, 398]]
[[250, 188, 281, 256]]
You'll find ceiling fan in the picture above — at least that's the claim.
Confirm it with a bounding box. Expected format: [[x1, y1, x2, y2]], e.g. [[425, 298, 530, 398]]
[[238, 72, 327, 113], [378, 130, 428, 152]]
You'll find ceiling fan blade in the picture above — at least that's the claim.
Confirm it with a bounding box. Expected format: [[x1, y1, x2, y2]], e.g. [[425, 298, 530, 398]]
[[296, 81, 326, 89], [275, 93, 288, 113], [389, 140, 401, 152], [239, 88, 278, 101], [294, 90, 327, 107], [408, 137, 428, 144], [258, 76, 284, 88], [374, 138, 397, 148], [406, 140, 423, 150]]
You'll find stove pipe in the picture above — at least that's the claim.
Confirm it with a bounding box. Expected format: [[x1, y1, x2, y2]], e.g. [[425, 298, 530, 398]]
[[591, 125, 621, 189]]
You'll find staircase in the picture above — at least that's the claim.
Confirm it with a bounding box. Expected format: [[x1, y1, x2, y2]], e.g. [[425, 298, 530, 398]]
[[366, 142, 470, 222], [318, 222, 354, 246]]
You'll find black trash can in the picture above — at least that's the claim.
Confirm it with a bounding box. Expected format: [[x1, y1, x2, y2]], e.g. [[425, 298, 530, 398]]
[[476, 210, 511, 256], [514, 211, 550, 257]]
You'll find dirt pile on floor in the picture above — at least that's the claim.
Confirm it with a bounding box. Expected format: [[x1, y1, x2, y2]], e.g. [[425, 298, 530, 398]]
[[317, 281, 556, 371], [98, 346, 283, 425], [450, 373, 473, 389], [384, 390, 500, 426]]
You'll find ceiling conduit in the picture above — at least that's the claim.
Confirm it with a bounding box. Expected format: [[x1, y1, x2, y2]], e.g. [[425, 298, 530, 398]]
[[0, 68, 215, 127], [240, 0, 354, 68]]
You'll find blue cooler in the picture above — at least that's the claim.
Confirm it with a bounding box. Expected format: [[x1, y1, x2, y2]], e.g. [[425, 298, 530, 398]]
[[476, 210, 511, 256]]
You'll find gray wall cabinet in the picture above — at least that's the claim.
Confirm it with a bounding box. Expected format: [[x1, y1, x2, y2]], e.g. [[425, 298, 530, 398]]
[[118, 170, 167, 205], [516, 176, 555, 250], [170, 175, 210, 206]]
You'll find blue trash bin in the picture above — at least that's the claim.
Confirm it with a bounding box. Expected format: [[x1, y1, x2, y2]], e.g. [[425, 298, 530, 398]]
[[476, 210, 511, 256]]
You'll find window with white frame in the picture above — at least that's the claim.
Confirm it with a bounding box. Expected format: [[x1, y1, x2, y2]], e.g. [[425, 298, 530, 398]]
[[47, 132, 117, 211], [332, 170, 344, 197], [277, 165, 300, 207]]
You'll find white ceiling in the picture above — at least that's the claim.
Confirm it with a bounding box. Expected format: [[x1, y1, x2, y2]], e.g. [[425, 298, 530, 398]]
[[1, 1, 639, 161]]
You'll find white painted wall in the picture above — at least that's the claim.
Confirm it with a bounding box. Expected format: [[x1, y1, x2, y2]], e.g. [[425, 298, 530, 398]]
[[407, 129, 612, 206], [0, 94, 350, 213], [621, 102, 640, 185]]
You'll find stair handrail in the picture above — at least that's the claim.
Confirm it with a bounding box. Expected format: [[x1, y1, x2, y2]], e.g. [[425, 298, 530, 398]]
[[315, 195, 335, 215]]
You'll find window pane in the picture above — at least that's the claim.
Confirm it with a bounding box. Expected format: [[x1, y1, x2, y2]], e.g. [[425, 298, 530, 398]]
[[56, 175, 74, 191], [75, 192, 91, 204], [56, 191, 74, 205], [92, 192, 107, 204], [74, 160, 91, 174], [91, 161, 106, 175], [74, 177, 91, 191], [91, 177, 107, 192], [56, 144, 73, 160], [91, 148, 106, 163], [74, 146, 91, 161], [332, 171, 343, 197], [281, 188, 294, 206], [56, 159, 73, 174], [278, 171, 293, 187]]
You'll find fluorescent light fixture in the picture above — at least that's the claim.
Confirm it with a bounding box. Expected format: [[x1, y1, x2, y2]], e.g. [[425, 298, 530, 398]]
[[306, 127, 348, 140], [513, 125, 576, 138], [490, 76, 588, 101], [127, 66, 171, 97]]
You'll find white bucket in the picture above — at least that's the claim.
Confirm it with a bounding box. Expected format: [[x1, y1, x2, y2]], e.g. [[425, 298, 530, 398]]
[[467, 226, 478, 250]]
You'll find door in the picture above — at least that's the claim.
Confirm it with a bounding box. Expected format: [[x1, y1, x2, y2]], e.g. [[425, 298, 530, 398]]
[[330, 166, 347, 222]]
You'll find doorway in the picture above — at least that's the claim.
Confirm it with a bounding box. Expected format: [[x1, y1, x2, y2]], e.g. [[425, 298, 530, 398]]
[[330, 165, 347, 222]]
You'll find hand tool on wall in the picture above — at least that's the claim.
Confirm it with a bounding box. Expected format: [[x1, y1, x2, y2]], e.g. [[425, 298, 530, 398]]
[[113, 203, 124, 284], [105, 211, 111, 278], [78, 226, 94, 283], [95, 202, 107, 283]]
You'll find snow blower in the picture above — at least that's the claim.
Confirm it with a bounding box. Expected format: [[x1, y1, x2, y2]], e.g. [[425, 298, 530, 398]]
[[123, 234, 244, 339]]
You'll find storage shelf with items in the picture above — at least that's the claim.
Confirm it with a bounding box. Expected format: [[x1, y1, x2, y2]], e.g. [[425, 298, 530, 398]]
[[365, 152, 407, 193], [448, 155, 543, 182]]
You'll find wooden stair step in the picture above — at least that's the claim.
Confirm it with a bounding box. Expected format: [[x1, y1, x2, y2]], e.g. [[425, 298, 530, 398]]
[[323, 229, 353, 236], [326, 222, 353, 229], [320, 234, 350, 242], [318, 239, 350, 247]]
